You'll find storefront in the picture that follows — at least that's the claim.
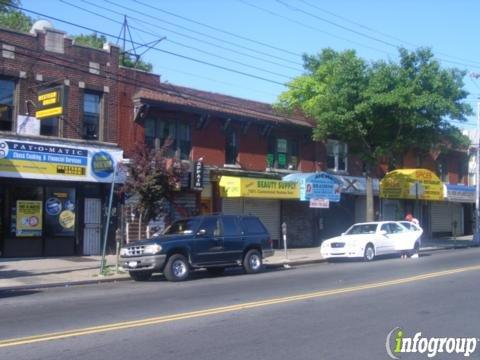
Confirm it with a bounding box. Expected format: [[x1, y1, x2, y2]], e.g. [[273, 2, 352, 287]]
[[0, 137, 123, 257], [380, 168, 444, 237], [219, 176, 299, 245], [282, 172, 343, 246]]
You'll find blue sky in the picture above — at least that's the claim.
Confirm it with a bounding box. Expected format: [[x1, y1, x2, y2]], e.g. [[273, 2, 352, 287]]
[[21, 0, 480, 129]]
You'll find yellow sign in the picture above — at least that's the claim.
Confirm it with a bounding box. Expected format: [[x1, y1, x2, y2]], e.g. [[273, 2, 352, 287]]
[[36, 106, 63, 119], [219, 176, 299, 199], [59, 210, 75, 229], [0, 160, 85, 177], [380, 169, 444, 201], [16, 200, 43, 237], [36, 87, 63, 119]]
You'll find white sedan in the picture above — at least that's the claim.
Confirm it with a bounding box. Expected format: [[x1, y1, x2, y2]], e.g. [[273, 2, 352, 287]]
[[320, 221, 423, 261]]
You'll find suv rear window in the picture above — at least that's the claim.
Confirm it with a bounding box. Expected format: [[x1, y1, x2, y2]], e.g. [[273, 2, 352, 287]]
[[240, 217, 267, 235]]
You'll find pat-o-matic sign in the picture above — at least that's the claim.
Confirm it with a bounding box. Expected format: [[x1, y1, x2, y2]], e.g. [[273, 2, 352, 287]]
[[36, 86, 64, 119]]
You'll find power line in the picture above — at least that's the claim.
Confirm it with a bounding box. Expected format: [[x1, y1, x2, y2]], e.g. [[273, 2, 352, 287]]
[[103, 0, 303, 68], [8, 2, 292, 87], [76, 0, 303, 72], [236, 0, 395, 57], [61, 0, 297, 81], [132, 0, 302, 59]]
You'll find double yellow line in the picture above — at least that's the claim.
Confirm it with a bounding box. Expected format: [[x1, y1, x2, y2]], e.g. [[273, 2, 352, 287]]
[[1, 264, 480, 349]]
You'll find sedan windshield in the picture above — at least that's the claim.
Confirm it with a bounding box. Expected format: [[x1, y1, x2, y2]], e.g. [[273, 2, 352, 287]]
[[163, 219, 200, 235], [345, 224, 377, 235]]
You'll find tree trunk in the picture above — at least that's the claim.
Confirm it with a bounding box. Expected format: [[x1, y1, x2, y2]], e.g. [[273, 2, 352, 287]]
[[365, 174, 375, 222]]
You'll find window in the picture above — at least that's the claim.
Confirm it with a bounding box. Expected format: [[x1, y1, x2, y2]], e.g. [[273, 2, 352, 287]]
[[326, 140, 348, 172], [225, 130, 238, 165], [40, 117, 59, 136], [144, 117, 191, 160], [198, 217, 221, 237], [0, 78, 15, 131], [241, 217, 267, 235], [437, 154, 448, 182], [222, 216, 240, 236], [83, 91, 101, 140], [267, 137, 299, 170]]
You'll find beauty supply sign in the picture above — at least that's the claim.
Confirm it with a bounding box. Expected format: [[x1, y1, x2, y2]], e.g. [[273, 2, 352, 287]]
[[0, 139, 123, 183]]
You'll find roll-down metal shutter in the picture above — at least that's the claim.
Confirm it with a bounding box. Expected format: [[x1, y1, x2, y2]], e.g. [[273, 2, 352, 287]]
[[222, 198, 243, 215], [244, 199, 281, 241], [431, 202, 463, 235]]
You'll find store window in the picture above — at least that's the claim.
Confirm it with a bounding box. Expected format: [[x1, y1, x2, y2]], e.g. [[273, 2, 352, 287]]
[[0, 78, 15, 131], [267, 137, 299, 170], [144, 117, 191, 160], [10, 186, 43, 238], [326, 140, 348, 172], [40, 117, 59, 137], [225, 130, 238, 165], [44, 187, 76, 237], [83, 91, 102, 140]]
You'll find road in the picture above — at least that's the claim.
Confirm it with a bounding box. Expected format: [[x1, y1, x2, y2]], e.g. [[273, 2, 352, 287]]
[[1, 248, 480, 360]]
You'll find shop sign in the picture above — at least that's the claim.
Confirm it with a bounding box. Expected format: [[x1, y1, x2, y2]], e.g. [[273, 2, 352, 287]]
[[283, 172, 341, 202], [445, 184, 475, 203], [16, 200, 42, 237], [380, 169, 444, 201], [309, 198, 330, 208], [36, 86, 64, 120], [0, 139, 123, 183], [193, 159, 204, 190], [219, 176, 299, 199]]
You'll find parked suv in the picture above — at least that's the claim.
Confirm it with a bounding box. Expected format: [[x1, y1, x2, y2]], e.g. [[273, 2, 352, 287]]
[[120, 214, 274, 282]]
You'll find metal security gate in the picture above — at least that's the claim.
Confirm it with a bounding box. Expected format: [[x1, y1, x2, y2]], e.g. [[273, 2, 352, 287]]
[[431, 202, 463, 236], [83, 198, 102, 255], [222, 198, 281, 241]]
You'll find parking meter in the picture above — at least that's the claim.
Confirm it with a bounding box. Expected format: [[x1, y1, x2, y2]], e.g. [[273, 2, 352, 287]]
[[281, 222, 288, 259]]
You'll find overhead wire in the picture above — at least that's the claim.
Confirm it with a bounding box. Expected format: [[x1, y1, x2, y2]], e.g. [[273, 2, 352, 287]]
[[60, 0, 297, 81]]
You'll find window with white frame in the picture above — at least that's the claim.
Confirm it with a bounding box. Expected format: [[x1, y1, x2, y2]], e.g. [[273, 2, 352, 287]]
[[326, 140, 348, 172]]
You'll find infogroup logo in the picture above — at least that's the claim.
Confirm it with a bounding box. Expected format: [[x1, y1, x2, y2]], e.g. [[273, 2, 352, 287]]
[[386, 327, 478, 358]]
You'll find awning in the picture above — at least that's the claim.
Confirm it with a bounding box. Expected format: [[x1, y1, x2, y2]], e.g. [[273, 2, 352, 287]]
[[445, 184, 475, 203], [380, 169, 443, 201], [282, 172, 341, 202], [219, 176, 299, 199]]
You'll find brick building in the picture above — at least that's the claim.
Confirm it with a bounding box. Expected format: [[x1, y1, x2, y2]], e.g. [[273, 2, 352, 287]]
[[0, 22, 123, 257]]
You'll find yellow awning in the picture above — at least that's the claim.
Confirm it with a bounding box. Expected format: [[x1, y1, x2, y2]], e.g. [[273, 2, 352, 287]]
[[219, 176, 299, 199], [380, 168, 444, 201]]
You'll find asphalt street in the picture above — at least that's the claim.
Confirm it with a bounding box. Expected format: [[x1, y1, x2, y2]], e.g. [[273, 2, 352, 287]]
[[1, 248, 480, 360]]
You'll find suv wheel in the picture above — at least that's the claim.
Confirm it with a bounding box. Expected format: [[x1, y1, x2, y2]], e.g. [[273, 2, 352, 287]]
[[129, 270, 152, 282], [243, 249, 263, 274], [164, 254, 190, 282]]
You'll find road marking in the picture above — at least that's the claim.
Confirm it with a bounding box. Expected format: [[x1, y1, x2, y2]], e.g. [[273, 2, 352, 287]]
[[1, 264, 480, 348]]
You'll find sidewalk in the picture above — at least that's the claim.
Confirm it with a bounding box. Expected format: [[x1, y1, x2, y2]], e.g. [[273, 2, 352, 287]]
[[0, 236, 476, 291]]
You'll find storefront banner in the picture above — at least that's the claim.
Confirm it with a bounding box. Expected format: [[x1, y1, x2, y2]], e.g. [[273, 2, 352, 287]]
[[309, 198, 330, 208], [283, 172, 341, 202], [0, 139, 123, 183], [445, 184, 475, 203], [16, 200, 42, 237], [333, 175, 380, 195], [219, 176, 299, 199], [380, 169, 444, 201]]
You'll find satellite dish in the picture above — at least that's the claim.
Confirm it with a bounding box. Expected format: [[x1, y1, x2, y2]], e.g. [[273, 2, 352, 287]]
[[30, 20, 54, 34]]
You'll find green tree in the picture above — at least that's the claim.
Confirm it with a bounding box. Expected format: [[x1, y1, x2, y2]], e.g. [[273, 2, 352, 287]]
[[276, 47, 471, 221], [0, 0, 33, 33], [122, 144, 186, 223], [73, 32, 153, 72]]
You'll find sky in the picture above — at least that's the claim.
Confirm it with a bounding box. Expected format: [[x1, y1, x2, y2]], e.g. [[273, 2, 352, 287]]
[[19, 0, 480, 130]]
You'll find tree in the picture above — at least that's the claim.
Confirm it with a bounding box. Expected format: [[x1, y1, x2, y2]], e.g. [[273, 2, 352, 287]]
[[122, 143, 186, 224], [0, 0, 33, 33], [73, 33, 153, 72], [276, 47, 471, 221]]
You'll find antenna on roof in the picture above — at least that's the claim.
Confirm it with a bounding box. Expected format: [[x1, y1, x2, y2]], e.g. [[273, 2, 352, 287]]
[[115, 15, 165, 70]]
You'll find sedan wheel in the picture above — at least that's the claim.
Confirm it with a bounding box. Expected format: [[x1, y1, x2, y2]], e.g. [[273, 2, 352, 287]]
[[363, 245, 375, 262]]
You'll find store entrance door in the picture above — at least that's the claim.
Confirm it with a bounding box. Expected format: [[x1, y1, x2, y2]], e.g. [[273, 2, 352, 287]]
[[83, 198, 102, 255]]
